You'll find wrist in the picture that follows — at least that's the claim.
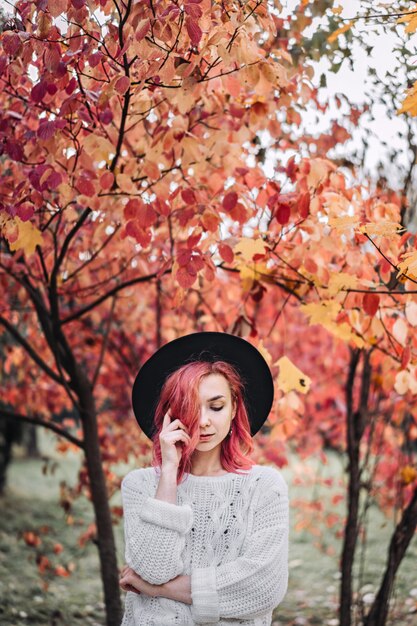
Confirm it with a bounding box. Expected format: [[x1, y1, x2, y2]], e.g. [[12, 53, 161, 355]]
[[157, 580, 171, 600], [160, 464, 178, 476]]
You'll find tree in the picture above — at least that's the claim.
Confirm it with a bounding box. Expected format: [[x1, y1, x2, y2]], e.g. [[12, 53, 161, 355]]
[[1, 2, 417, 626]]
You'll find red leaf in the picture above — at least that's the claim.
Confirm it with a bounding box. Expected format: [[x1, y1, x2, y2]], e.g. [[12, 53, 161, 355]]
[[125, 221, 152, 247], [99, 171, 114, 190], [135, 18, 151, 42], [363, 292, 379, 317], [401, 345, 411, 369], [5, 140, 24, 161], [99, 108, 113, 125], [177, 266, 197, 289], [276, 204, 290, 225], [298, 191, 310, 219], [189, 253, 204, 272], [219, 243, 234, 263], [88, 52, 102, 68], [177, 248, 192, 266], [77, 178, 95, 197], [185, 17, 202, 46], [124, 198, 140, 220], [229, 202, 247, 224], [187, 231, 202, 248], [37, 121, 56, 140], [222, 191, 238, 211], [286, 155, 298, 182], [3, 33, 22, 56], [44, 46, 61, 73], [181, 188, 196, 204], [115, 76, 130, 95], [46, 170, 62, 189], [184, 3, 203, 18], [136, 204, 158, 229], [31, 81, 47, 103], [16, 203, 34, 221]]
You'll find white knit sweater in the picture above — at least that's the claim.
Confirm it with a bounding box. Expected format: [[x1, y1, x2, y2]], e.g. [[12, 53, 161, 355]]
[[120, 463, 289, 626]]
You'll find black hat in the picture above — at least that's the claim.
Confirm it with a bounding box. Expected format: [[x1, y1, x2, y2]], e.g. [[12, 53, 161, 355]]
[[131, 331, 274, 440]]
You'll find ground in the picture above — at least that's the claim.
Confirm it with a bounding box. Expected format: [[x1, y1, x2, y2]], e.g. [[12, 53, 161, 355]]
[[0, 430, 416, 626]]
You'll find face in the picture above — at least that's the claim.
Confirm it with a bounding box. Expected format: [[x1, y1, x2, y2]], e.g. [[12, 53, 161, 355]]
[[195, 373, 236, 447]]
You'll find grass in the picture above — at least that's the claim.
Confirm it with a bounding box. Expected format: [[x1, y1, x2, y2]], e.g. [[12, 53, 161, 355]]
[[0, 430, 416, 626]]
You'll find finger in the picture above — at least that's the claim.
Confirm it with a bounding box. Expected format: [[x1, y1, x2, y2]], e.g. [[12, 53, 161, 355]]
[[165, 430, 191, 443], [168, 418, 188, 432]]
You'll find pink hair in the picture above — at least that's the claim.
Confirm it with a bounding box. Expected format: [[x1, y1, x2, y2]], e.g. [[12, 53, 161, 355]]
[[150, 360, 256, 484]]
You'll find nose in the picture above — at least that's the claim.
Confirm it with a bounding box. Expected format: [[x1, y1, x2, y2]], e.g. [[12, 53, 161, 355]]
[[199, 407, 211, 428]]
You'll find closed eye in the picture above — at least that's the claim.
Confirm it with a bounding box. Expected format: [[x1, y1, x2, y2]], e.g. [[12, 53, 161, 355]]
[[211, 406, 223, 411]]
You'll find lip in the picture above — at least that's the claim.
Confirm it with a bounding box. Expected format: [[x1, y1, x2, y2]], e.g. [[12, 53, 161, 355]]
[[199, 434, 214, 440]]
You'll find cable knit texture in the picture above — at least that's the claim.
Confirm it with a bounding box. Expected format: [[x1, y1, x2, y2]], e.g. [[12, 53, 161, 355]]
[[120, 464, 289, 626]]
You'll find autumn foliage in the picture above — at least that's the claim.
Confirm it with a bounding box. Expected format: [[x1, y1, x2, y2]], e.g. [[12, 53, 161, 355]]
[[1, 1, 417, 625]]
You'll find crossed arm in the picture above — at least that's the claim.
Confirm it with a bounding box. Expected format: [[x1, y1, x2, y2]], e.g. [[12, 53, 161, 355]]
[[119, 565, 192, 605]]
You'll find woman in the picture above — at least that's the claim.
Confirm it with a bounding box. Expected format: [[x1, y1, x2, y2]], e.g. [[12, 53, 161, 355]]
[[119, 331, 289, 625]]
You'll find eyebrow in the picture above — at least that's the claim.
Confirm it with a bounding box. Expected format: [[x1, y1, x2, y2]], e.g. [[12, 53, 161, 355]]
[[207, 395, 225, 401]]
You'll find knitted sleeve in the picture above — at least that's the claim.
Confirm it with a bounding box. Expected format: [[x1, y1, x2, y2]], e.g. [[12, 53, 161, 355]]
[[189, 470, 289, 623], [121, 469, 193, 585]]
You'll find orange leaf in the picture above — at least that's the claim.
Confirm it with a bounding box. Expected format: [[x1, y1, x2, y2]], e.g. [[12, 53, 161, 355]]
[[23, 531, 42, 547], [54, 565, 70, 577]]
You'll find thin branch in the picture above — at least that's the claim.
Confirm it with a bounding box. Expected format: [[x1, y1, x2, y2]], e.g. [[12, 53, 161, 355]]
[[0, 408, 84, 448], [91, 294, 117, 389], [343, 9, 417, 22], [61, 267, 172, 324], [0, 314, 67, 385]]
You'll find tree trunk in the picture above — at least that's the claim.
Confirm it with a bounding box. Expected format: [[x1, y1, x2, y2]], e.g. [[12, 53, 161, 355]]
[[79, 379, 123, 626], [339, 348, 361, 626], [364, 486, 417, 626], [339, 348, 372, 626], [25, 422, 40, 458]]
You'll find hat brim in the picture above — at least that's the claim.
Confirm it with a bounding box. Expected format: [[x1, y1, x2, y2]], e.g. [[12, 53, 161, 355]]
[[131, 331, 274, 440]]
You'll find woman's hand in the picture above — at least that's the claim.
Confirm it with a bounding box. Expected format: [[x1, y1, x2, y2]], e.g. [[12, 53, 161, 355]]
[[119, 565, 162, 597], [159, 408, 191, 469]]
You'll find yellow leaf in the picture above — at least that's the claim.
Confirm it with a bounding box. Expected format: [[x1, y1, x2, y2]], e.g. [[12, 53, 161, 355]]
[[400, 465, 417, 485], [331, 6, 343, 15], [9, 217, 43, 256], [83, 134, 115, 163], [254, 339, 273, 367], [238, 262, 270, 292], [358, 221, 406, 237], [275, 355, 311, 394], [328, 215, 360, 231], [397, 9, 417, 33], [327, 321, 365, 348], [300, 300, 364, 347], [327, 271, 358, 296], [398, 80, 417, 116], [299, 300, 341, 326], [396, 250, 417, 279], [327, 20, 353, 44], [233, 237, 267, 261]]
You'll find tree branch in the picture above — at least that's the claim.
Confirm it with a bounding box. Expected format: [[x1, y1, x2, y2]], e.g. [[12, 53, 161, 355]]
[[0, 314, 68, 385], [0, 408, 84, 448], [61, 267, 172, 325]]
